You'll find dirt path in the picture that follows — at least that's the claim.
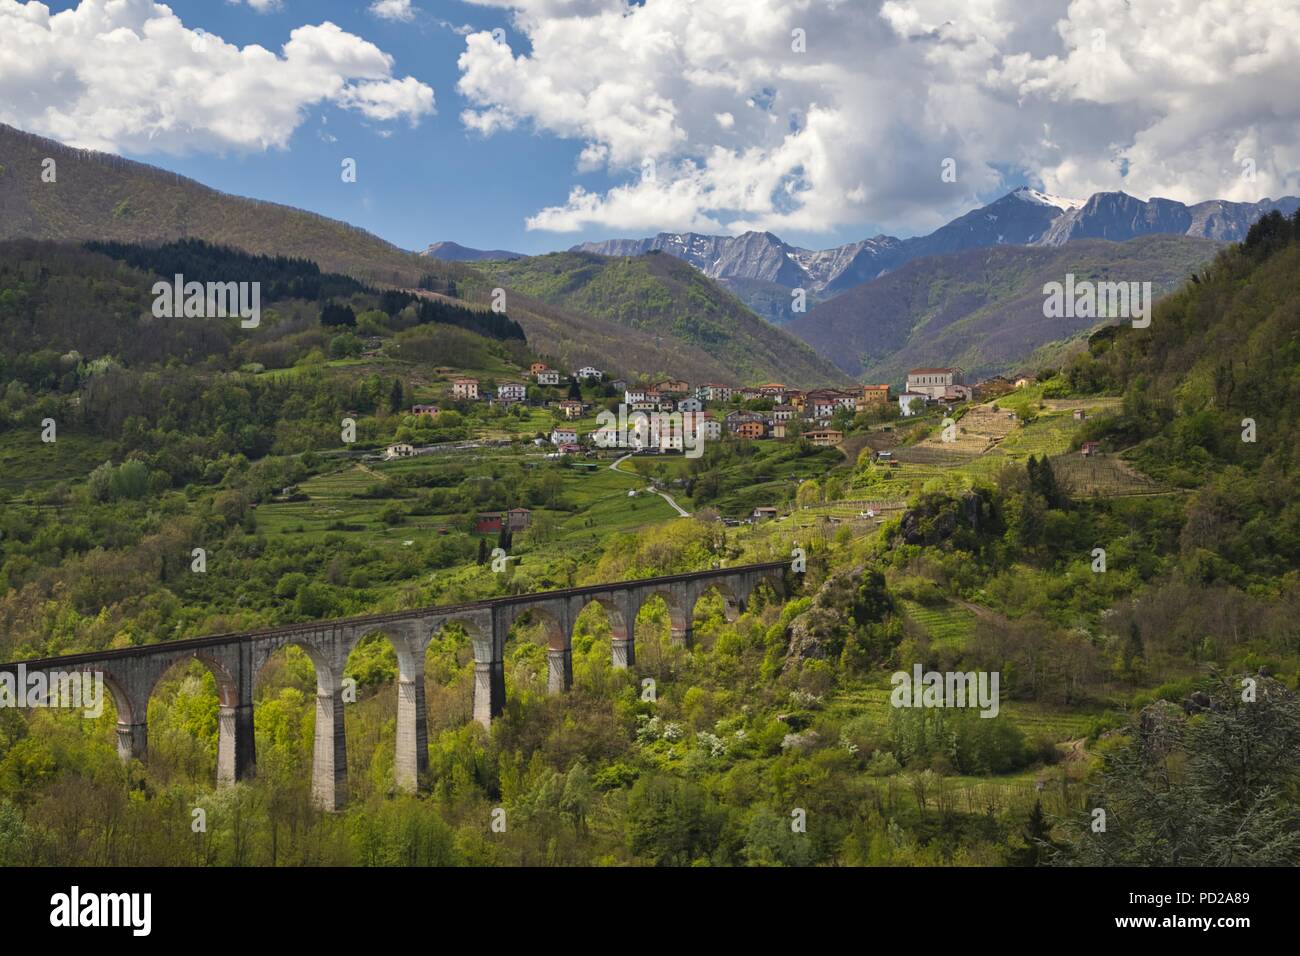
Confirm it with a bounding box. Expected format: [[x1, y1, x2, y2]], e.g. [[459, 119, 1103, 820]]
[[610, 453, 691, 517]]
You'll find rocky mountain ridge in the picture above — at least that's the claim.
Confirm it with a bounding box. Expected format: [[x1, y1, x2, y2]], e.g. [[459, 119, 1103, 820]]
[[570, 188, 1300, 305]]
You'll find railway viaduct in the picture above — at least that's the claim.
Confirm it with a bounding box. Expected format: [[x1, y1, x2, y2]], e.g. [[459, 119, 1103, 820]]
[[0, 561, 788, 810]]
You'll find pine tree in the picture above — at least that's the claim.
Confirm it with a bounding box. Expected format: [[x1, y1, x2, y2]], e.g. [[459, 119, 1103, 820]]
[[1122, 621, 1145, 678], [1012, 799, 1054, 866], [476, 538, 488, 565], [320, 301, 356, 327], [1028, 454, 1066, 509]]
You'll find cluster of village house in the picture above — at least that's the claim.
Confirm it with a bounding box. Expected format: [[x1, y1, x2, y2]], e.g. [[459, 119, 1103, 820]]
[[385, 364, 1041, 460]]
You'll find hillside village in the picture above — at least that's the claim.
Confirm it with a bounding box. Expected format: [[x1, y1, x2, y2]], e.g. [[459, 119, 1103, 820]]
[[384, 361, 1036, 462]]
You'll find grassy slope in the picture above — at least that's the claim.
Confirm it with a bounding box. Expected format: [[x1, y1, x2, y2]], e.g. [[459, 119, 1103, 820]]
[[788, 235, 1221, 383], [0, 123, 454, 289], [463, 251, 851, 386]]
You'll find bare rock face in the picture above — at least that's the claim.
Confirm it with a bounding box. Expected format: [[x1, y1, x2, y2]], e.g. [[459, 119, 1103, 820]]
[[897, 507, 957, 547], [963, 491, 985, 532], [782, 565, 867, 670], [784, 604, 842, 667], [572, 231, 807, 287], [1039, 192, 1192, 244]]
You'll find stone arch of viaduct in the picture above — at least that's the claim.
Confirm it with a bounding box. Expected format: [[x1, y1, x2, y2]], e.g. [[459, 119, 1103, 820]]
[[0, 562, 787, 811]]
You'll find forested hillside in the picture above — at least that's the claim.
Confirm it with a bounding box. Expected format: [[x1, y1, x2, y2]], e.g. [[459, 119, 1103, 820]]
[[0, 239, 535, 498], [1058, 209, 1300, 583], [789, 235, 1220, 381], [464, 251, 850, 386], [0, 240, 523, 371]]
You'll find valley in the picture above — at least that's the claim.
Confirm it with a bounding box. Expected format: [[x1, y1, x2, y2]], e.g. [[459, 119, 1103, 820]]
[[0, 124, 1296, 873]]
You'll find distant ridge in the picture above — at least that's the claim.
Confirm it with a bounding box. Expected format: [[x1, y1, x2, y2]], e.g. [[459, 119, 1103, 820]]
[[570, 188, 1300, 310], [422, 241, 524, 262]]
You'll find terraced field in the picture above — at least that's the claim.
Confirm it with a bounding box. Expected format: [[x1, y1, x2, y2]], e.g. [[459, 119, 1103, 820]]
[[999, 700, 1104, 743], [254, 465, 421, 541], [302, 464, 385, 498], [890, 445, 973, 466], [1050, 452, 1164, 497], [829, 675, 1102, 752], [1041, 397, 1123, 414], [799, 497, 908, 517], [826, 683, 893, 721], [899, 599, 977, 652], [995, 410, 1087, 459], [846, 393, 1163, 502]]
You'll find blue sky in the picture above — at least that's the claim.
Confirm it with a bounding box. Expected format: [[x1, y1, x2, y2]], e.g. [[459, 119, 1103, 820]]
[[47, 0, 600, 255], [9, 2, 1296, 256]]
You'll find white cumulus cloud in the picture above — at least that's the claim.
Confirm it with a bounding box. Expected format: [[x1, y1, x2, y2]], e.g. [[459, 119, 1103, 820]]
[[0, 0, 435, 154], [369, 0, 416, 23], [455, 0, 1300, 235]]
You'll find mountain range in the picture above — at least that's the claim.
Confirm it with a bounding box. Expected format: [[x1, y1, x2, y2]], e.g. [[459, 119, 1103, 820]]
[[571, 188, 1300, 322], [0, 122, 839, 385], [6, 118, 1290, 390]]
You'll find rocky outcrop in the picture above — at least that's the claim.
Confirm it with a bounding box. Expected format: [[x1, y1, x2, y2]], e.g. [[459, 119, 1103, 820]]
[[572, 230, 807, 287], [782, 565, 866, 669], [1041, 193, 1299, 246], [893, 490, 988, 548]]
